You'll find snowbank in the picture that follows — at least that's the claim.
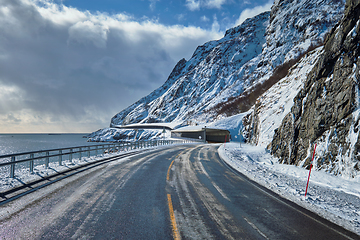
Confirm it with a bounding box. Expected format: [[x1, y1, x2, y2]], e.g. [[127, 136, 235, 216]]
[[218, 142, 360, 235]]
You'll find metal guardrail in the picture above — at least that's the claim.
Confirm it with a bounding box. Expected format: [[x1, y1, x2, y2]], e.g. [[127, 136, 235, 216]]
[[0, 139, 198, 178]]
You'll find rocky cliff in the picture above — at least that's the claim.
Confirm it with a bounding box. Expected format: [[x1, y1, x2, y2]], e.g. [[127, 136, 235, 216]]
[[271, 0, 360, 177]]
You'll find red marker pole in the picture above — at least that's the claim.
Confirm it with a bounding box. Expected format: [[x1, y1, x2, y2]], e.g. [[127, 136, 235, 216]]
[[224, 135, 227, 147], [305, 143, 317, 198]]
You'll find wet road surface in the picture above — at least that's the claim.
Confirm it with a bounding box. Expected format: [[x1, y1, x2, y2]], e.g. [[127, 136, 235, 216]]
[[0, 144, 357, 239]]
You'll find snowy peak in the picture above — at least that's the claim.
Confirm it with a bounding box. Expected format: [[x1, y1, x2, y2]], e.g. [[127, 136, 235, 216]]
[[111, 11, 270, 126], [97, 0, 345, 143]]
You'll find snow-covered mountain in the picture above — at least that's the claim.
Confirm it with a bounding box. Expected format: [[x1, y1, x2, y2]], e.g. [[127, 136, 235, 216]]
[[109, 0, 344, 127], [110, 11, 270, 127], [90, 0, 345, 142]]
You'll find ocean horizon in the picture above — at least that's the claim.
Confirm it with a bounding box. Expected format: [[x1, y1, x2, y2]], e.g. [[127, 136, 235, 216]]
[[0, 133, 96, 156]]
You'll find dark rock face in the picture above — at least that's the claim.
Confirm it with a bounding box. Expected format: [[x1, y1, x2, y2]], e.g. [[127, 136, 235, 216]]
[[271, 0, 360, 176]]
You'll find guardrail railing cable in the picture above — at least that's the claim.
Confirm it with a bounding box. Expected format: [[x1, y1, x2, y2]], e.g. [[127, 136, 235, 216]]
[[0, 139, 199, 178]]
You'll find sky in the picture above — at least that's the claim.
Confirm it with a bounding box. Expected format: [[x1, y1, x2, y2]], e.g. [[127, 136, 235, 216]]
[[0, 0, 273, 133]]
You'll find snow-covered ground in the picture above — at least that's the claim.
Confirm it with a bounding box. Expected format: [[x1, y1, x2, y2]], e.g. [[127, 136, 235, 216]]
[[219, 142, 360, 235]]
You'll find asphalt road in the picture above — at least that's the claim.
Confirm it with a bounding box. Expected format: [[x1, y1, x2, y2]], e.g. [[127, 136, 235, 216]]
[[0, 144, 357, 239]]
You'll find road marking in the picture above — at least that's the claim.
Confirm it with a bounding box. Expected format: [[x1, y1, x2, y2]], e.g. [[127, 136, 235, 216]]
[[167, 152, 182, 181], [167, 194, 180, 240], [167, 153, 182, 239], [167, 160, 175, 181]]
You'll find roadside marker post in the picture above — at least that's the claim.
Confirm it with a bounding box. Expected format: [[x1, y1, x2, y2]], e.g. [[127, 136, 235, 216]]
[[305, 143, 317, 198], [239, 129, 242, 148]]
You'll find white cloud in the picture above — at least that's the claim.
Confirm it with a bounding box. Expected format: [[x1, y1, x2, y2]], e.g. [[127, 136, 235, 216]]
[[185, 0, 227, 11], [201, 15, 210, 22], [68, 20, 109, 48], [206, 0, 227, 9], [235, 0, 273, 26], [211, 15, 220, 32], [177, 13, 186, 22], [0, 0, 222, 133], [186, 0, 201, 11], [149, 0, 159, 11]]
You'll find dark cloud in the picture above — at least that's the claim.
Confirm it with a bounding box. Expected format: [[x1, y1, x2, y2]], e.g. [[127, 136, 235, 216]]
[[0, 0, 221, 133]]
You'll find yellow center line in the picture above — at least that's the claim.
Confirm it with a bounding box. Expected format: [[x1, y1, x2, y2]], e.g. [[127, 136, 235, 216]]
[[166, 152, 183, 240], [167, 193, 180, 240], [167, 159, 175, 181]]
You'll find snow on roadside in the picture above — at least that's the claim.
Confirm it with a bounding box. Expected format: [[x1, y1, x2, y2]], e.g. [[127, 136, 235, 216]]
[[218, 142, 360, 235], [0, 151, 131, 193]]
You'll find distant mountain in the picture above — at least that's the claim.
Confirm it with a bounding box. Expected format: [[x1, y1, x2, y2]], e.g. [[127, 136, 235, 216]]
[[110, 11, 270, 127], [90, 0, 345, 142]]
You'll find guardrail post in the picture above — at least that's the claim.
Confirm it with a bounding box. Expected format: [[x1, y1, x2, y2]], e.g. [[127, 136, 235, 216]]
[[45, 151, 49, 168], [95, 146, 98, 156], [70, 148, 73, 163], [59, 150, 62, 166], [79, 147, 82, 161], [88, 146, 90, 158], [10, 156, 15, 178], [30, 153, 34, 173]]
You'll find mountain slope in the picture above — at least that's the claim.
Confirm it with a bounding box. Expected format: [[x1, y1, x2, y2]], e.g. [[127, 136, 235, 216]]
[[110, 0, 344, 129], [91, 0, 345, 142], [271, 0, 360, 178], [208, 0, 347, 116], [110, 12, 270, 127], [242, 46, 324, 147]]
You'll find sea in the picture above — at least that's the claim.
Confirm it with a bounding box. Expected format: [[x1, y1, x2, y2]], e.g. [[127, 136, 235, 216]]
[[0, 133, 97, 156]]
